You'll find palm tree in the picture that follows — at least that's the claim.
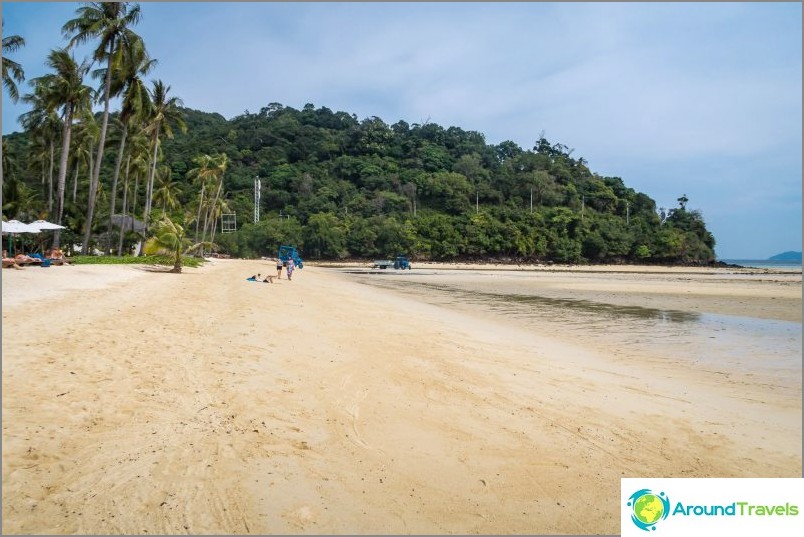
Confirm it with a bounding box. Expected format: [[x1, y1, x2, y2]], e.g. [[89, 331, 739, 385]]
[[186, 153, 219, 242], [152, 164, 181, 216], [201, 153, 229, 248], [30, 49, 93, 248], [20, 88, 62, 213], [2, 27, 26, 199], [143, 215, 209, 273], [63, 2, 143, 254], [142, 79, 186, 248], [2, 27, 25, 103], [105, 40, 155, 252], [70, 109, 100, 204], [116, 128, 149, 255]]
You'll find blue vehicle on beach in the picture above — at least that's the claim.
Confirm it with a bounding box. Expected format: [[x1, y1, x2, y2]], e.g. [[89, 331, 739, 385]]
[[372, 255, 411, 270]]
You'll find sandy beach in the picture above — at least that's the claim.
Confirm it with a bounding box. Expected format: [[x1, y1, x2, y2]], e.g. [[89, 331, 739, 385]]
[[2, 260, 801, 534]]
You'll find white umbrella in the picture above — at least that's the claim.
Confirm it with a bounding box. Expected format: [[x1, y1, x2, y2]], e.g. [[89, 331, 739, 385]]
[[2, 219, 38, 233], [2, 220, 39, 255], [27, 219, 66, 231]]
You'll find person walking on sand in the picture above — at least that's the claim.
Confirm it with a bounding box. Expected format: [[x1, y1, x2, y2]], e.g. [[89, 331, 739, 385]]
[[276, 258, 283, 279], [286, 257, 295, 281]]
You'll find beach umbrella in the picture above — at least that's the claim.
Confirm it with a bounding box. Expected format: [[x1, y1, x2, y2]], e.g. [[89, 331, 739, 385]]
[[1, 220, 38, 255], [2, 219, 38, 233], [27, 219, 66, 231], [26, 220, 67, 254]]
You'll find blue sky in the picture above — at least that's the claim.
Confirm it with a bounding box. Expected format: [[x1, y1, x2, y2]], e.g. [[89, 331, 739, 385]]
[[2, 1, 801, 259]]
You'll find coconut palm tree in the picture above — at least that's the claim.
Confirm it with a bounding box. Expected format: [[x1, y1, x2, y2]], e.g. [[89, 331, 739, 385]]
[[186, 153, 219, 242], [69, 108, 100, 204], [20, 88, 62, 213], [62, 2, 143, 254], [2, 28, 25, 103], [143, 215, 210, 273], [104, 40, 155, 252], [141, 79, 186, 247], [30, 49, 93, 247], [116, 128, 149, 256], [201, 152, 229, 247], [152, 164, 181, 216]]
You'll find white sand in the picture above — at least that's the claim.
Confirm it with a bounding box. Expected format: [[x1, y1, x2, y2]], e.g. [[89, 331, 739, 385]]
[[2, 259, 801, 534]]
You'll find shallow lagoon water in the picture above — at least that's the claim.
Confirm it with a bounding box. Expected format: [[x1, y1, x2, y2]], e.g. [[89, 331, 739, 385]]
[[342, 272, 802, 382]]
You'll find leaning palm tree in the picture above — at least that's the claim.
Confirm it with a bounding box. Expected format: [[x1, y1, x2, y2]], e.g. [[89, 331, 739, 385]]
[[186, 153, 219, 242], [141, 79, 186, 246], [63, 2, 144, 254], [30, 49, 93, 248], [143, 215, 211, 273], [2, 27, 26, 103], [201, 152, 229, 247]]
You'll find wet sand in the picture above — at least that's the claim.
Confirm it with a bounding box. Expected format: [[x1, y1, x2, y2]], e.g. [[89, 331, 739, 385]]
[[1, 260, 801, 534]]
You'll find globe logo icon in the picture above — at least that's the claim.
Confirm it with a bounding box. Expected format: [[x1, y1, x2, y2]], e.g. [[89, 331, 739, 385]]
[[627, 489, 670, 531]]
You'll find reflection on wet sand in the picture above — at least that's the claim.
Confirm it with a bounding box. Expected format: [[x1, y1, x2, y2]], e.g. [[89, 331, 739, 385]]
[[343, 272, 802, 385]]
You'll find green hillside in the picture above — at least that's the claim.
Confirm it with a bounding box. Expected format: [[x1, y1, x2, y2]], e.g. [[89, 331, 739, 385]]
[[3, 103, 716, 263]]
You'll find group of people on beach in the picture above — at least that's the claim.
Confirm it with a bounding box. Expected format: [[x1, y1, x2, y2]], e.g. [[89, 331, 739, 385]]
[[246, 257, 296, 284], [2, 248, 68, 269]]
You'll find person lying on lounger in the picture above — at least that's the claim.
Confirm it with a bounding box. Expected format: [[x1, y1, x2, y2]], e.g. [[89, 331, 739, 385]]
[[14, 252, 42, 265], [2, 250, 23, 269], [46, 248, 70, 264]]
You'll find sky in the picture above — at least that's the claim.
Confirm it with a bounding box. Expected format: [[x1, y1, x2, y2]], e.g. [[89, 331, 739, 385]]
[[1, 1, 801, 260]]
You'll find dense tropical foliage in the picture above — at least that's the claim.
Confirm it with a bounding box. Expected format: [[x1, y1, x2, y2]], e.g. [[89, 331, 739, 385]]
[[2, 2, 716, 265]]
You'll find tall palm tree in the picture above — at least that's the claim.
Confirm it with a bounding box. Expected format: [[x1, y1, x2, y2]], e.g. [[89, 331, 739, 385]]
[[116, 127, 149, 255], [2, 27, 25, 103], [2, 26, 26, 205], [30, 49, 93, 248], [142, 79, 186, 248], [70, 109, 100, 204], [20, 88, 62, 213], [201, 152, 229, 247], [105, 40, 155, 252], [62, 1, 143, 254], [186, 153, 218, 242]]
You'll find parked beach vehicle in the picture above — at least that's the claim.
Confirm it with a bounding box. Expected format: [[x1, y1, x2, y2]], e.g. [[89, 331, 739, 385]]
[[372, 255, 411, 270]]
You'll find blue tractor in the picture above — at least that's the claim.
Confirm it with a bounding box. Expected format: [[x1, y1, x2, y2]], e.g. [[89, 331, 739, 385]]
[[278, 245, 303, 268]]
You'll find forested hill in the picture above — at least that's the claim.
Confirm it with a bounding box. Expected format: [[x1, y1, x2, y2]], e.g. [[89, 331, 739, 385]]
[[3, 102, 716, 263]]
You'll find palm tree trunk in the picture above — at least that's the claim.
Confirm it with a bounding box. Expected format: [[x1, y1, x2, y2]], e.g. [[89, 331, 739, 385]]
[[107, 124, 128, 253], [142, 125, 161, 249], [84, 41, 115, 255], [48, 138, 55, 213], [203, 181, 223, 247], [117, 155, 132, 256], [53, 106, 73, 249], [194, 184, 205, 242], [81, 149, 99, 254], [71, 162, 80, 203]]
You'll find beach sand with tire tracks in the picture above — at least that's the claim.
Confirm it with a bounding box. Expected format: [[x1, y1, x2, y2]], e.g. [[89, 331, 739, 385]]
[[1, 259, 801, 534]]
